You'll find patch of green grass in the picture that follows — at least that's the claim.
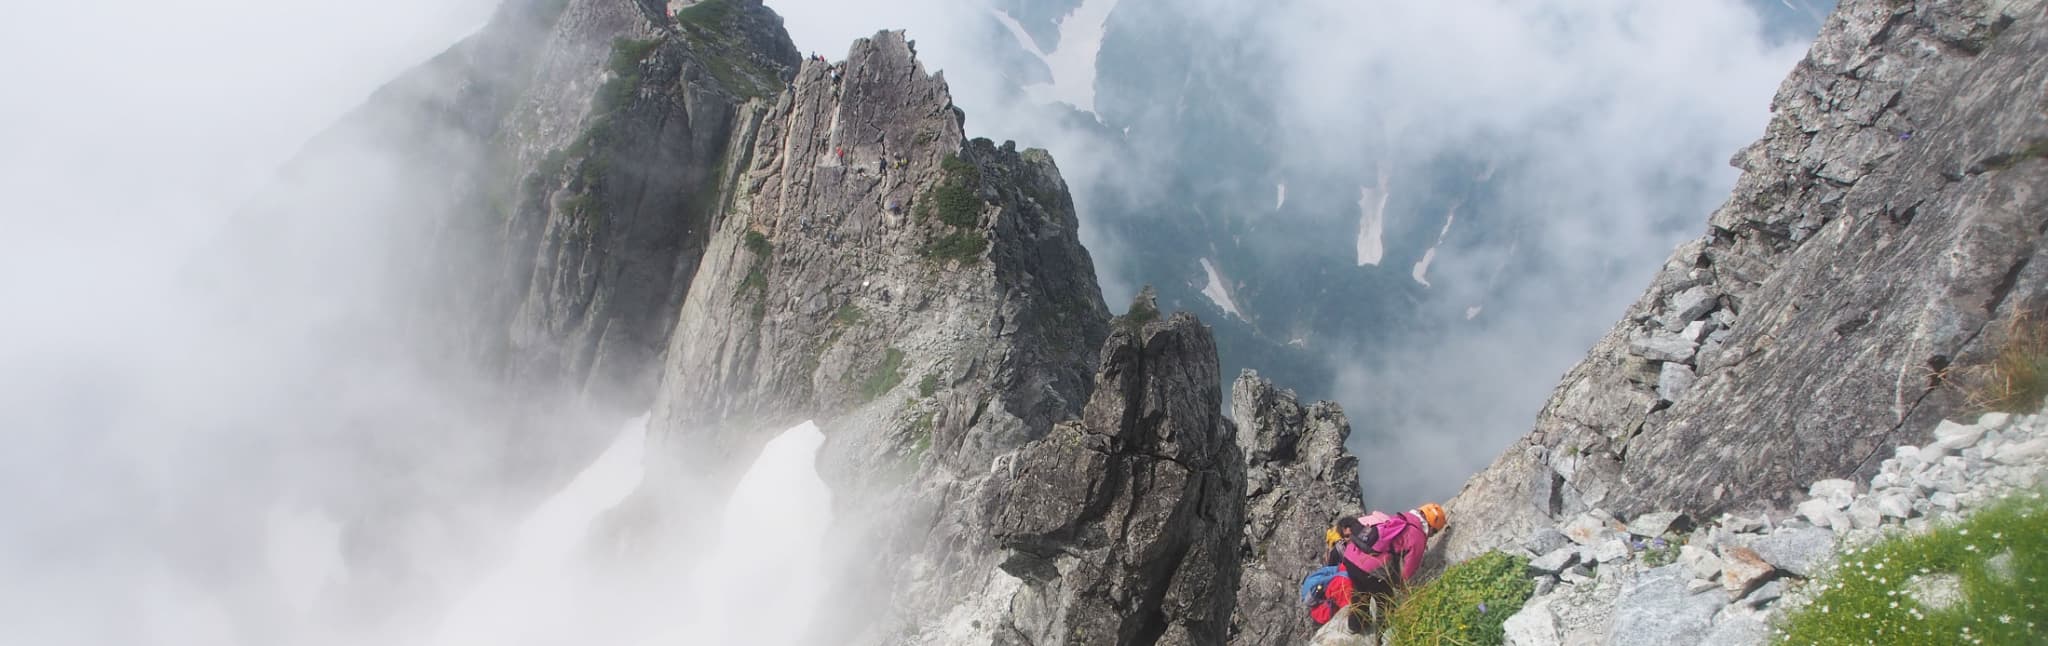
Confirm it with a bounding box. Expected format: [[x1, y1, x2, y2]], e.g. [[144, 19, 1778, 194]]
[[735, 230, 771, 303], [856, 348, 907, 402], [922, 231, 988, 264], [917, 373, 940, 398], [673, 0, 737, 26], [916, 154, 989, 265], [743, 230, 771, 256], [1386, 551, 1534, 646], [598, 38, 660, 112], [1776, 490, 2048, 645], [832, 303, 863, 326], [1117, 294, 1160, 333]]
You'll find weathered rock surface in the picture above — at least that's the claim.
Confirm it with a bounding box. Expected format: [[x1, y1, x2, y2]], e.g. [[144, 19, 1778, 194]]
[[1443, 0, 2048, 563], [1229, 372, 1366, 646], [981, 313, 1245, 645]]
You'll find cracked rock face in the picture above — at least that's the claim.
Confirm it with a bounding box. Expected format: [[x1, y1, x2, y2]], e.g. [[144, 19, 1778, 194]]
[[982, 312, 1245, 646], [1229, 372, 1366, 646], [1443, 0, 2048, 563]]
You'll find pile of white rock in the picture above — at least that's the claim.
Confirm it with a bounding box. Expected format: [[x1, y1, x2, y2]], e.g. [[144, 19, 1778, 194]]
[[1501, 410, 2048, 646]]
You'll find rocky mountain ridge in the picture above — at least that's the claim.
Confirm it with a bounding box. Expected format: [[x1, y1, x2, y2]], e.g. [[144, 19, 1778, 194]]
[[290, 0, 1366, 642], [1442, 0, 2048, 564]]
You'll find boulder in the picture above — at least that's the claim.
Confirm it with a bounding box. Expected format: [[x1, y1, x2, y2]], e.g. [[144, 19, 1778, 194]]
[[1904, 573, 1964, 612], [1719, 546, 1774, 597], [1741, 579, 1784, 609], [1932, 420, 1986, 450], [1523, 528, 1574, 556], [1745, 527, 1834, 577], [1608, 565, 1724, 646], [1531, 547, 1581, 574], [1993, 438, 2048, 464], [1562, 513, 1618, 546], [1807, 479, 1856, 507], [1679, 545, 1724, 581], [1627, 511, 1686, 538], [1594, 539, 1633, 564], [1504, 596, 1563, 646]]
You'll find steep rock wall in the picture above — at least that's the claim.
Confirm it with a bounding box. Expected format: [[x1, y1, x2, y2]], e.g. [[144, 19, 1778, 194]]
[[1443, 0, 2048, 562]]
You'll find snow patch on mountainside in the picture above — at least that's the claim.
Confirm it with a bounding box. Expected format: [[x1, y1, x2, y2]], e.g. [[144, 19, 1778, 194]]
[[1199, 257, 1243, 319], [992, 0, 1121, 115], [1356, 165, 1391, 267], [1275, 181, 1287, 209], [1411, 205, 1458, 287]]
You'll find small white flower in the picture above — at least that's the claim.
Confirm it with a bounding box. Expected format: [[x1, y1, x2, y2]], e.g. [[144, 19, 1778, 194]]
[[2002, 615, 2013, 624]]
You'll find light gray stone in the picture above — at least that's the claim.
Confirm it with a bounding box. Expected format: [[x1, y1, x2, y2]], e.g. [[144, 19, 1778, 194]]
[[1933, 420, 1987, 450], [1904, 573, 1963, 611], [1698, 608, 1771, 646], [1608, 565, 1724, 646], [1987, 550, 2016, 583], [1504, 595, 1562, 646], [1721, 514, 1764, 533], [1741, 579, 1784, 608], [1978, 412, 2012, 430], [1875, 493, 1914, 519], [1532, 547, 1581, 574], [1658, 363, 1698, 402], [1682, 320, 1710, 343], [1679, 545, 1724, 581], [1594, 538, 1632, 564], [1807, 479, 1856, 507], [1931, 491, 1958, 509], [1632, 330, 1698, 362], [1993, 438, 2048, 464], [1628, 511, 1685, 538], [1563, 513, 1618, 546], [1524, 528, 1574, 556], [1918, 443, 1951, 465], [1667, 286, 1717, 324], [1796, 498, 1836, 527], [1846, 498, 1882, 530], [1533, 576, 1557, 597], [1825, 509, 1854, 536], [1747, 527, 1834, 577]]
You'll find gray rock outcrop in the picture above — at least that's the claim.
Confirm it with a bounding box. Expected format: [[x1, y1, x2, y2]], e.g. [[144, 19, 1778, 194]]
[[1229, 372, 1367, 646], [1443, 0, 2048, 563], [980, 312, 1245, 646]]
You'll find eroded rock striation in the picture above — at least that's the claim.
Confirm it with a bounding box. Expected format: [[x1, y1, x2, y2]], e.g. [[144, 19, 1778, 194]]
[[1444, 0, 2048, 563]]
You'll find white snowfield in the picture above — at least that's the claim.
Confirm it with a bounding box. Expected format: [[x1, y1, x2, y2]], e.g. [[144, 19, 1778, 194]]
[[1199, 257, 1244, 319], [1357, 165, 1390, 267], [1411, 205, 1457, 287], [991, 0, 1122, 116]]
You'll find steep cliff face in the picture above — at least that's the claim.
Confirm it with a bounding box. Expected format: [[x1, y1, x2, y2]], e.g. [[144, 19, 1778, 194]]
[[1229, 373, 1366, 646], [1443, 0, 2048, 562], [979, 311, 1244, 645]]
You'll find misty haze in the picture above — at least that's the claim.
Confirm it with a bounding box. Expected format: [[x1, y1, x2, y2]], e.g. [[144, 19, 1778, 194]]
[[12, 0, 2048, 644]]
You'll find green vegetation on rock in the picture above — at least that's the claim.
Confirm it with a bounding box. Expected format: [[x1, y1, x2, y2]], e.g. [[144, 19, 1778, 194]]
[[917, 373, 940, 398], [1776, 490, 2048, 645], [917, 153, 988, 264], [671, 0, 780, 99], [1954, 312, 2048, 414], [1386, 551, 1535, 646], [857, 348, 907, 401]]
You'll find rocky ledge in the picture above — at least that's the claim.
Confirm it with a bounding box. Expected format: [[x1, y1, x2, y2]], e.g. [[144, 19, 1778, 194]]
[[1499, 408, 2048, 646]]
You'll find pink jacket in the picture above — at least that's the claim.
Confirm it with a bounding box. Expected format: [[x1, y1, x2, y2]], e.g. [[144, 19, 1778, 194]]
[[1339, 511, 1430, 582]]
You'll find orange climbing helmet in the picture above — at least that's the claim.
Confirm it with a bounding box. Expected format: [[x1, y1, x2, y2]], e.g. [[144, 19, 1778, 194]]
[[1417, 503, 1448, 533]]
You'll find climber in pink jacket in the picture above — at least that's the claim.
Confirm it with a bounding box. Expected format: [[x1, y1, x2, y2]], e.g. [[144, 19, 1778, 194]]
[[1335, 503, 1447, 596]]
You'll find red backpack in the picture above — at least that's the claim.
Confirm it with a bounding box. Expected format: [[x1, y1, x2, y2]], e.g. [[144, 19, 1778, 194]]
[[1308, 570, 1356, 624]]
